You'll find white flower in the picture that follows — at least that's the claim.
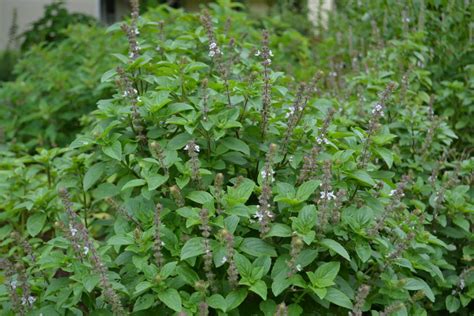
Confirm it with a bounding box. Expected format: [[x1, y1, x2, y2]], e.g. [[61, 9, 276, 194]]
[[156, 45, 161, 51], [403, 17, 411, 23], [261, 168, 275, 181], [209, 42, 217, 49], [21, 296, 36, 306], [221, 256, 228, 264], [137, 96, 142, 102], [209, 50, 216, 57], [330, 71, 337, 77], [320, 191, 336, 200], [253, 211, 265, 222], [316, 137, 329, 145], [266, 58, 272, 65], [83, 246, 89, 255], [161, 241, 165, 246], [255, 50, 261, 57], [195, 145, 200, 153], [296, 264, 302, 272], [129, 52, 134, 58], [286, 106, 296, 118], [132, 88, 138, 95], [134, 28, 140, 35], [69, 224, 77, 237], [389, 189, 397, 196], [269, 50, 273, 57], [10, 280, 17, 289]]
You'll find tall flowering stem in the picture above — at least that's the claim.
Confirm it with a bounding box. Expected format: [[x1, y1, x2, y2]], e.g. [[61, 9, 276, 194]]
[[275, 302, 288, 316], [1, 259, 24, 315], [213, 173, 224, 214], [298, 108, 335, 183], [117, 67, 146, 146], [59, 189, 126, 316], [317, 160, 335, 232], [199, 208, 217, 292], [369, 175, 410, 236], [107, 198, 142, 228], [185, 140, 202, 188], [258, 30, 272, 139], [221, 229, 239, 288], [154, 203, 164, 268], [170, 185, 185, 207], [150, 141, 168, 175], [359, 82, 396, 168], [200, 10, 232, 107], [349, 284, 370, 316], [287, 233, 304, 276], [257, 143, 277, 237]]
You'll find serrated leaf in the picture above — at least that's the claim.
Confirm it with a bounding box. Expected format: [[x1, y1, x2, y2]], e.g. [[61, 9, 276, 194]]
[[240, 238, 277, 257], [250, 280, 267, 300], [296, 180, 321, 201], [83, 163, 105, 191], [320, 239, 351, 261], [324, 287, 353, 309], [133, 294, 154, 312], [103, 141, 122, 161], [222, 137, 250, 155], [122, 179, 146, 191], [147, 174, 169, 191], [186, 191, 214, 204], [180, 237, 205, 260], [27, 213, 46, 237], [158, 288, 182, 312], [347, 170, 376, 186], [375, 147, 394, 168]]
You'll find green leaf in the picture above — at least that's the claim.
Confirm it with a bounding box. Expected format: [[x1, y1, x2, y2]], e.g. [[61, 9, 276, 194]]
[[267, 223, 292, 238], [133, 294, 154, 312], [310, 286, 327, 300], [271, 275, 291, 296], [207, 294, 226, 312], [122, 179, 146, 191], [100, 69, 117, 83], [134, 281, 153, 295], [296, 180, 321, 201], [83, 163, 104, 191], [180, 237, 205, 260], [186, 191, 214, 204], [403, 278, 435, 302], [446, 295, 460, 313], [158, 288, 182, 312], [250, 280, 267, 300], [83, 275, 100, 293], [147, 174, 169, 191], [309, 262, 340, 288], [225, 289, 248, 311], [347, 170, 376, 186], [103, 141, 122, 161], [27, 213, 46, 237], [240, 238, 277, 257], [355, 241, 372, 263], [108, 235, 134, 246], [222, 137, 250, 155], [324, 287, 353, 309], [375, 147, 394, 168], [320, 239, 351, 261]]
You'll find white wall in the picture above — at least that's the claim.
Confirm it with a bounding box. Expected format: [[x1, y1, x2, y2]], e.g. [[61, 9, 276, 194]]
[[0, 0, 100, 50]]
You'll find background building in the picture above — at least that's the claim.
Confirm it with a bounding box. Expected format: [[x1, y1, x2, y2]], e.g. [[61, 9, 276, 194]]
[[0, 0, 332, 50]]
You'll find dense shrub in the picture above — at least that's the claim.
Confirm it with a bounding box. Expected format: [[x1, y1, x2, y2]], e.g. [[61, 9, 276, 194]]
[[0, 1, 472, 315], [20, 1, 97, 50], [0, 25, 122, 149]]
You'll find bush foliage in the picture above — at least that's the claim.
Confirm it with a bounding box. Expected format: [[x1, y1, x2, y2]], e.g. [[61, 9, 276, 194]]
[[0, 1, 472, 315]]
